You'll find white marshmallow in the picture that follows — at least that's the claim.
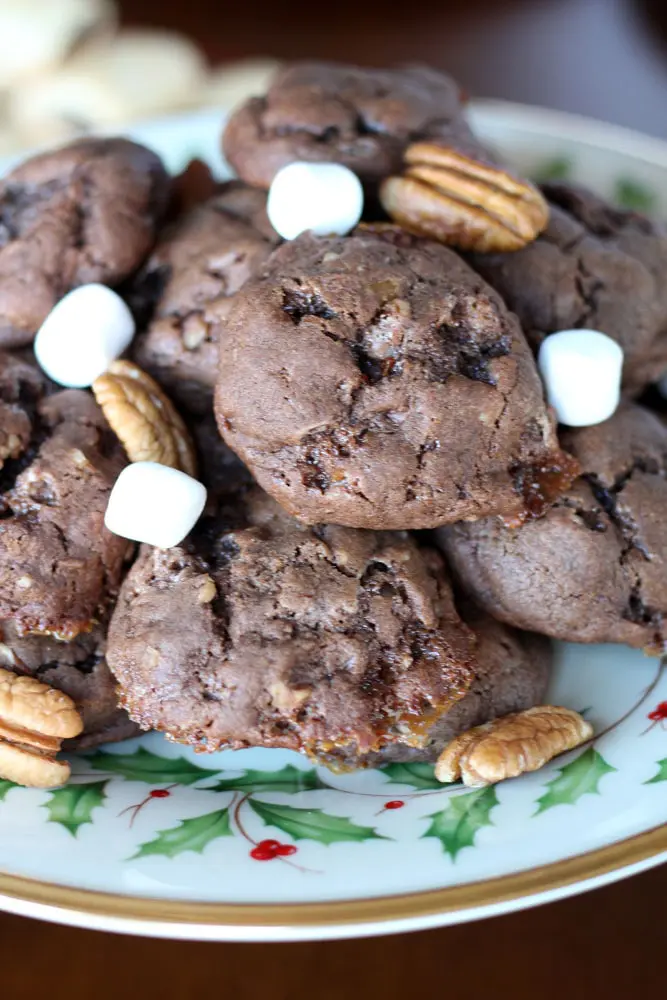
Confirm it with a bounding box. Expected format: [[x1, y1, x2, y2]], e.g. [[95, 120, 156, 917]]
[[537, 329, 623, 427], [34, 284, 135, 388], [267, 162, 364, 240], [105, 462, 207, 549]]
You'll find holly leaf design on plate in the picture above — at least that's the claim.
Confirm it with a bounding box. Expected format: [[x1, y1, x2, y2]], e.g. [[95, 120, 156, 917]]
[[614, 177, 656, 213], [249, 800, 388, 844], [535, 747, 616, 814], [44, 781, 108, 836], [421, 786, 498, 861], [211, 764, 327, 794], [131, 808, 233, 860], [380, 762, 445, 790], [645, 759, 667, 784], [533, 156, 573, 182], [85, 747, 220, 786], [0, 780, 17, 802]]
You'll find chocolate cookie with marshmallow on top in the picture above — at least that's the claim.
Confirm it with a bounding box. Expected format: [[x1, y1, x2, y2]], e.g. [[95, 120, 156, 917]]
[[0, 351, 139, 747], [0, 136, 170, 350], [470, 183, 667, 395], [214, 226, 578, 530]]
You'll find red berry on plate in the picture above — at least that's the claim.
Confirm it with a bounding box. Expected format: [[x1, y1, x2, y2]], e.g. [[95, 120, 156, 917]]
[[250, 839, 282, 861], [275, 843, 297, 857], [150, 789, 170, 799], [384, 800, 405, 810]]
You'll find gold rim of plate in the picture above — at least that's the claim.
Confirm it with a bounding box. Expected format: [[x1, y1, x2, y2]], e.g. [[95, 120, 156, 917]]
[[0, 823, 665, 929]]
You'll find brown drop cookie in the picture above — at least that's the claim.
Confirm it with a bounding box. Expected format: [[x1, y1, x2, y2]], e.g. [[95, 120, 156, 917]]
[[222, 61, 478, 191], [0, 622, 139, 749], [214, 228, 576, 530], [0, 352, 128, 640], [107, 487, 477, 764], [132, 182, 279, 413], [0, 137, 170, 349], [470, 183, 667, 394], [438, 403, 667, 650], [334, 602, 551, 768]]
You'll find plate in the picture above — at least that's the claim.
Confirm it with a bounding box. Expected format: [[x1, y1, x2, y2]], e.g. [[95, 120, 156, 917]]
[[0, 103, 666, 941]]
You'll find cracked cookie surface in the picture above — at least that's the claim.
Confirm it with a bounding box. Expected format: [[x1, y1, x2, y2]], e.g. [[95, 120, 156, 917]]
[[331, 600, 551, 768], [214, 228, 573, 529], [470, 183, 667, 394], [0, 352, 128, 639], [0, 137, 170, 349], [132, 182, 279, 413], [438, 403, 667, 650], [222, 61, 479, 191], [107, 486, 476, 762]]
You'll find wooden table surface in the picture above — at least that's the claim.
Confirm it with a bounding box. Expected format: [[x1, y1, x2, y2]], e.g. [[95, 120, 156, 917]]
[[3, 0, 666, 992]]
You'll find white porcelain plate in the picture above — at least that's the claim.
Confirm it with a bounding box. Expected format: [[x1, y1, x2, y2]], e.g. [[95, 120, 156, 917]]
[[0, 103, 666, 941]]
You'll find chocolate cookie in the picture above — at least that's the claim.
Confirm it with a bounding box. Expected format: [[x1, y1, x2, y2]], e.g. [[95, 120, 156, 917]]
[[222, 61, 477, 191], [133, 182, 279, 413], [0, 621, 139, 749], [438, 403, 667, 650], [339, 603, 551, 768], [214, 228, 576, 530], [0, 352, 128, 639], [107, 488, 477, 764], [0, 137, 170, 349], [470, 183, 667, 394]]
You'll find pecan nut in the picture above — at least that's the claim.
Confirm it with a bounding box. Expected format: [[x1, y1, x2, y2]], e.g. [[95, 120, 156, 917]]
[[92, 360, 197, 476], [0, 667, 83, 788], [435, 705, 593, 787], [380, 142, 549, 252]]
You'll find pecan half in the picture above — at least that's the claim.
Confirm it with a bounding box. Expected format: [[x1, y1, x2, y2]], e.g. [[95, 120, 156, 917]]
[[380, 142, 549, 252], [0, 667, 83, 788], [435, 705, 593, 787], [92, 360, 197, 476]]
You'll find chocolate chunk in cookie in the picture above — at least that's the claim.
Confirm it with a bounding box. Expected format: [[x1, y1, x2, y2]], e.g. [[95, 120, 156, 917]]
[[132, 182, 279, 413], [438, 403, 667, 650], [0, 352, 128, 639], [470, 183, 667, 394], [107, 488, 476, 763], [334, 601, 551, 768], [222, 61, 478, 191], [0, 621, 139, 749], [214, 228, 576, 530], [0, 137, 170, 349]]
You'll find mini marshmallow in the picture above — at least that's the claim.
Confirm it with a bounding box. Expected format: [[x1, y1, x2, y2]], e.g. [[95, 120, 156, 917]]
[[34, 284, 135, 388], [267, 162, 364, 240], [105, 462, 207, 549], [537, 329, 623, 427]]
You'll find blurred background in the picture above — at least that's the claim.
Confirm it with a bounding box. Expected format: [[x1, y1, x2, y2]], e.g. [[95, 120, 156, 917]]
[[0, 0, 666, 158]]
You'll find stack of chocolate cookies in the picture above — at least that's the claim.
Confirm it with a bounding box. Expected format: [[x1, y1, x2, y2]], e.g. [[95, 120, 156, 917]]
[[1, 61, 666, 781]]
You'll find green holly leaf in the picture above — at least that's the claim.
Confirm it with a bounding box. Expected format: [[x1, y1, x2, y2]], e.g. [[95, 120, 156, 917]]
[[533, 156, 573, 182], [380, 761, 445, 790], [0, 780, 17, 802], [85, 747, 220, 785], [44, 781, 108, 836], [249, 800, 387, 844], [422, 786, 498, 860], [535, 748, 616, 814], [645, 759, 667, 784], [131, 808, 233, 860], [614, 177, 656, 213], [211, 764, 327, 794]]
